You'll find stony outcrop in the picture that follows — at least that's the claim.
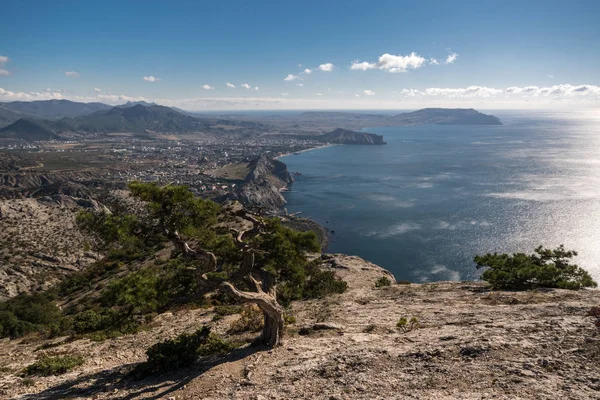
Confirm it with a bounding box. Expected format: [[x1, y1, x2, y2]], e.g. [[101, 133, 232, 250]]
[[2, 253, 599, 399], [235, 154, 293, 210]]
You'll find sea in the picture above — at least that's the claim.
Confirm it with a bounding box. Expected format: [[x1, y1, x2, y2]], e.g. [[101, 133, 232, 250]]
[[280, 111, 600, 283]]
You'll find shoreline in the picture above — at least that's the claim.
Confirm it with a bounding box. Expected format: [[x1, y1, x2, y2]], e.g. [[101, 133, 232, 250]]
[[274, 143, 336, 160]]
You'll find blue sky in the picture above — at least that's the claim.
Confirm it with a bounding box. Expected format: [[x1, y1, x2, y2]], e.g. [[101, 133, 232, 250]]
[[1, 0, 599, 110]]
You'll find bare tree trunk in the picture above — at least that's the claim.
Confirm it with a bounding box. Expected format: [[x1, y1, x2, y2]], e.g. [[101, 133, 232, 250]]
[[221, 277, 285, 347]]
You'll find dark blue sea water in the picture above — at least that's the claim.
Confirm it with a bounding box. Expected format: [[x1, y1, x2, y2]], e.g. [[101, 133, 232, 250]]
[[281, 111, 600, 282]]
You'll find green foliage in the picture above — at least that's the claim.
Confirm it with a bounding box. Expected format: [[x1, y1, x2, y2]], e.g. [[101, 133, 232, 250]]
[[212, 305, 242, 321], [197, 334, 239, 356], [475, 245, 597, 290], [58, 259, 122, 297], [284, 313, 296, 325], [375, 276, 392, 288], [128, 182, 238, 261], [101, 268, 161, 315], [396, 316, 419, 333], [0, 293, 67, 339], [0, 183, 344, 342], [24, 355, 85, 376], [72, 310, 118, 334], [302, 268, 348, 300], [76, 211, 149, 260], [21, 378, 35, 387], [134, 326, 238, 376], [228, 305, 264, 333]]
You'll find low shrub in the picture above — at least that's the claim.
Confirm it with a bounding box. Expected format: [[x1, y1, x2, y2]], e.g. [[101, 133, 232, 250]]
[[284, 313, 296, 325], [375, 276, 392, 288], [21, 378, 35, 387], [228, 305, 263, 334], [475, 245, 597, 290], [0, 293, 67, 339], [213, 305, 242, 320], [134, 326, 238, 376], [303, 268, 348, 299], [397, 316, 419, 333], [24, 355, 85, 376]]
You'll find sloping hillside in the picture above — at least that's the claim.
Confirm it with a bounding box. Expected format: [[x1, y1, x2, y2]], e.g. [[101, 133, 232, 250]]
[[0, 118, 61, 140], [0, 255, 598, 399]]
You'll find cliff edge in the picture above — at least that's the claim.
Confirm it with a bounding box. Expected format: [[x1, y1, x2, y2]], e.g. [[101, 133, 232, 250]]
[[1, 254, 599, 399]]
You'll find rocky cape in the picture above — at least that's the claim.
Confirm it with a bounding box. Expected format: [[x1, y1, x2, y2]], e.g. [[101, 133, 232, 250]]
[[212, 154, 294, 211], [313, 128, 386, 145]]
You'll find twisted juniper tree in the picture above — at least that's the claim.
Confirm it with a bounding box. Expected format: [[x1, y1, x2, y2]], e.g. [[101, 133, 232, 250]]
[[124, 182, 320, 346]]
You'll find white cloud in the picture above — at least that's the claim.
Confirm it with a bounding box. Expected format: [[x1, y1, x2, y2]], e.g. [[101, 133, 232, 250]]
[[425, 86, 502, 97], [284, 74, 299, 81], [394, 84, 600, 102], [379, 53, 426, 72], [143, 75, 160, 82], [202, 84, 214, 90], [429, 58, 439, 65], [364, 90, 375, 96], [0, 87, 64, 101], [318, 63, 334, 72], [351, 52, 426, 73], [355, 94, 360, 98], [65, 71, 80, 78], [303, 68, 312, 74], [93, 87, 102, 92], [527, 84, 600, 97], [548, 75, 554, 78], [445, 53, 458, 64], [226, 82, 236, 88], [350, 61, 376, 71], [505, 86, 539, 94], [400, 88, 424, 97], [254, 86, 259, 91], [241, 83, 251, 89], [316, 93, 323, 96], [297, 83, 304, 87], [281, 92, 289, 96], [0, 57, 11, 76]]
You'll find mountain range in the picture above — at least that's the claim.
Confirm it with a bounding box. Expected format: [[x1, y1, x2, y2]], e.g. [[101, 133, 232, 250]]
[[0, 100, 503, 141]]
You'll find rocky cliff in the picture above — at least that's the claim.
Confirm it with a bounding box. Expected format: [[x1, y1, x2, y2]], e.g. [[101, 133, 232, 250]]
[[236, 154, 293, 210]]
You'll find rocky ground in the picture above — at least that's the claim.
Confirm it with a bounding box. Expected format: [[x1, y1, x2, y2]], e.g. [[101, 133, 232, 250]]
[[0, 197, 97, 299], [0, 254, 599, 400]]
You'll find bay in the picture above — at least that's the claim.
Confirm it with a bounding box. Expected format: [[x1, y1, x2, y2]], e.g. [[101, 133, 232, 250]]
[[281, 111, 600, 282]]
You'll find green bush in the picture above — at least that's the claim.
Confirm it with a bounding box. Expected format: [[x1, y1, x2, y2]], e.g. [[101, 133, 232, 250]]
[[134, 326, 238, 376], [396, 316, 419, 333], [72, 310, 117, 334], [0, 293, 67, 339], [475, 245, 597, 290], [375, 276, 392, 288], [302, 268, 348, 300], [212, 305, 242, 321], [197, 334, 239, 356], [24, 355, 85, 376], [228, 305, 263, 333]]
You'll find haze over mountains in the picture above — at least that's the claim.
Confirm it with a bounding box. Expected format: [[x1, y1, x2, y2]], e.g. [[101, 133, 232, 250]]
[[0, 99, 502, 141]]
